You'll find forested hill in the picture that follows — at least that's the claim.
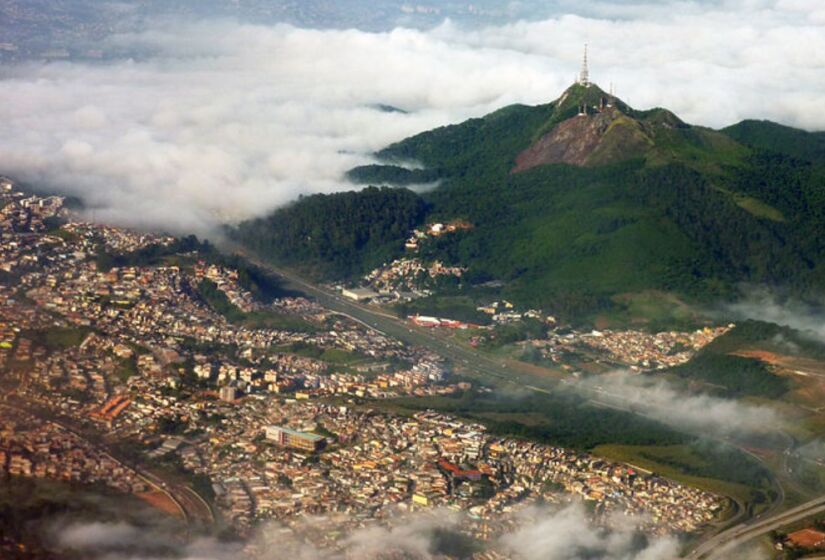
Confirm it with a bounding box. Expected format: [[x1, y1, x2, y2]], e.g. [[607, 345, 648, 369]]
[[722, 120, 825, 164], [231, 187, 427, 279], [231, 83, 825, 318]]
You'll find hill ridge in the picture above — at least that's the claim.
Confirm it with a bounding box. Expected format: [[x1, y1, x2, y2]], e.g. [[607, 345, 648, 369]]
[[233, 85, 825, 321]]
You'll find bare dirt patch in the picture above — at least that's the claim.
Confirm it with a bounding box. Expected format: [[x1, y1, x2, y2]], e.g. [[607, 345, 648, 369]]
[[137, 490, 184, 518]]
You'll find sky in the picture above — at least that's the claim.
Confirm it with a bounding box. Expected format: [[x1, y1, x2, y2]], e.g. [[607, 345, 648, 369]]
[[0, 0, 824, 235]]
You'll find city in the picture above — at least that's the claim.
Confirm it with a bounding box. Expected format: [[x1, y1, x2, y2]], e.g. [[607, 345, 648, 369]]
[[3, 3, 825, 558], [0, 182, 731, 557]]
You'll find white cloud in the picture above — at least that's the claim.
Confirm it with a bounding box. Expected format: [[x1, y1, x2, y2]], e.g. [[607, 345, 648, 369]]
[[48, 503, 695, 560], [0, 2, 823, 235], [56, 521, 143, 549], [500, 503, 680, 560], [725, 289, 825, 344], [577, 370, 785, 437]]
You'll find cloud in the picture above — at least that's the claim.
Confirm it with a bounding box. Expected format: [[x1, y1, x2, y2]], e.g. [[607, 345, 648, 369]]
[[49, 518, 244, 559], [724, 289, 825, 344], [500, 502, 680, 560], [46, 503, 695, 560], [577, 369, 785, 437], [46, 511, 464, 560], [342, 513, 460, 559], [0, 2, 824, 235], [56, 521, 144, 549]]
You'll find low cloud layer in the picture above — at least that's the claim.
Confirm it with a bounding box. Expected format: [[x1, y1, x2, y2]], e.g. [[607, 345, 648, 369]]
[[500, 503, 679, 560], [578, 370, 785, 437], [725, 290, 825, 344], [1, 2, 825, 235], [46, 502, 697, 560]]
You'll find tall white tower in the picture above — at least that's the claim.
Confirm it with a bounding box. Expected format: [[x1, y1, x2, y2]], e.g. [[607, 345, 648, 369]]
[[578, 44, 590, 87]]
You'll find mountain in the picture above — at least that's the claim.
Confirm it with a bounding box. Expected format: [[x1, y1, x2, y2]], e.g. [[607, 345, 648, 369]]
[[349, 83, 746, 183], [232, 83, 825, 321]]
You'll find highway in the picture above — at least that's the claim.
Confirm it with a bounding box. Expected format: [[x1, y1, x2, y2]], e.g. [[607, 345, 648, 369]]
[[686, 494, 825, 558], [230, 245, 567, 392], [226, 248, 825, 558]]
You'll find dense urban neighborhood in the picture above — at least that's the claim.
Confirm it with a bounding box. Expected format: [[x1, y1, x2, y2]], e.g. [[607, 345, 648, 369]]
[[0, 179, 744, 557]]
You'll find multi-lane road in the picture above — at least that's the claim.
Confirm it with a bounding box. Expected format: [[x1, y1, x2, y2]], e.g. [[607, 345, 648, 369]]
[[232, 248, 825, 558], [687, 494, 825, 558], [232, 246, 566, 392]]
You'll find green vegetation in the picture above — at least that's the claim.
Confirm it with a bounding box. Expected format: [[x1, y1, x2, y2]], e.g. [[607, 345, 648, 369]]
[[273, 341, 363, 364], [731, 192, 786, 222], [96, 235, 293, 303], [395, 294, 493, 325], [659, 319, 825, 399], [430, 528, 483, 558], [669, 352, 790, 399], [156, 415, 188, 435], [195, 278, 317, 333], [231, 186, 428, 279], [94, 234, 206, 272], [0, 476, 170, 558], [637, 440, 772, 489], [480, 318, 548, 349], [346, 164, 442, 185], [596, 291, 707, 331], [115, 356, 139, 382], [23, 326, 92, 352], [377, 387, 777, 507], [386, 388, 690, 450], [705, 320, 825, 360], [722, 120, 825, 164]]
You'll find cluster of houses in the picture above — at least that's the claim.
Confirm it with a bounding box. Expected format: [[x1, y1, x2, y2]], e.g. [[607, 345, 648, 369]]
[[0, 182, 734, 558]]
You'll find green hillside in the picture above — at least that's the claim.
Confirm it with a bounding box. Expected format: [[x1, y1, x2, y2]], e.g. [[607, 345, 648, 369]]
[[232, 186, 427, 279], [232, 83, 825, 320], [722, 119, 825, 164]]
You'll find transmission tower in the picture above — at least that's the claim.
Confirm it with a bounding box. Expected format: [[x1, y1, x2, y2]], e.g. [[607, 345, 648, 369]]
[[578, 43, 590, 87]]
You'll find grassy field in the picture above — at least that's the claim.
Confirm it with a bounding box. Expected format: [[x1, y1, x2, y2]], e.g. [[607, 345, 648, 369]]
[[26, 326, 92, 351], [595, 290, 709, 330], [395, 294, 493, 325], [271, 343, 366, 365], [732, 193, 786, 222]]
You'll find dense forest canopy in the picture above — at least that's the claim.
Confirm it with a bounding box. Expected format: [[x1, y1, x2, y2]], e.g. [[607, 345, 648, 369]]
[[230, 186, 427, 279]]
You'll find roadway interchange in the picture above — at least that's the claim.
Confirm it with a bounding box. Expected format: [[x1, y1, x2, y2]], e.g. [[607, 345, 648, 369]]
[[232, 248, 822, 558], [687, 495, 825, 559]]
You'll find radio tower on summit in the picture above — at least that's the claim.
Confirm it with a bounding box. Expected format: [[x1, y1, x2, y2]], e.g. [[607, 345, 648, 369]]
[[578, 43, 590, 87]]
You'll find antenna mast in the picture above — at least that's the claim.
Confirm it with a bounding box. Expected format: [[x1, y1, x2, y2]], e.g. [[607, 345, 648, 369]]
[[578, 43, 590, 87]]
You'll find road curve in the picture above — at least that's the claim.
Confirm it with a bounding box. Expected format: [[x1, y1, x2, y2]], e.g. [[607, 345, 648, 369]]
[[0, 401, 214, 528], [685, 495, 825, 558]]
